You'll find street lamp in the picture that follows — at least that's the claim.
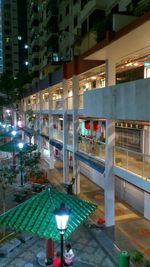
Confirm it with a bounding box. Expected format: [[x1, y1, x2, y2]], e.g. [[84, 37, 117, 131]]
[[18, 142, 24, 186], [54, 203, 71, 267]]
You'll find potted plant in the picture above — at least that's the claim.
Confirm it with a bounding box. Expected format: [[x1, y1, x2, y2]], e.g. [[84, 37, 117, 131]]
[[130, 250, 144, 266]]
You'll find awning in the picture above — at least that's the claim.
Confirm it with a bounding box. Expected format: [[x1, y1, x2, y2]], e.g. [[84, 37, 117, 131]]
[[75, 151, 105, 173], [0, 188, 97, 241], [49, 139, 63, 150]]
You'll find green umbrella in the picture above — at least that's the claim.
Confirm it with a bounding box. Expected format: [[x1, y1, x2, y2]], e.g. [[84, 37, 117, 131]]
[[0, 141, 37, 153]]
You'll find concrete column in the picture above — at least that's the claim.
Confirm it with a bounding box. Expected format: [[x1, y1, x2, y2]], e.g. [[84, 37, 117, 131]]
[[72, 75, 80, 194], [144, 192, 150, 220], [104, 58, 116, 227], [105, 59, 116, 87], [49, 114, 55, 169], [63, 79, 69, 184], [47, 86, 54, 169], [104, 119, 115, 227]]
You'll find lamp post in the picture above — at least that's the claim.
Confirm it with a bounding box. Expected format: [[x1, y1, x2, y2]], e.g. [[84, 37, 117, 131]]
[[54, 203, 70, 267], [18, 142, 24, 186], [11, 130, 17, 170]]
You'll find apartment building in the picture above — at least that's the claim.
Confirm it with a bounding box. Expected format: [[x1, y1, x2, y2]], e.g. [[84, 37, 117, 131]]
[[20, 1, 150, 227], [0, 0, 3, 73], [27, 0, 59, 82], [26, 0, 144, 81], [2, 0, 28, 76], [21, 5, 150, 228]]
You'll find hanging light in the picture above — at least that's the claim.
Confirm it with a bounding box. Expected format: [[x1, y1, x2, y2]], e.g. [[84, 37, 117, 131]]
[[84, 120, 91, 130], [93, 121, 99, 131]]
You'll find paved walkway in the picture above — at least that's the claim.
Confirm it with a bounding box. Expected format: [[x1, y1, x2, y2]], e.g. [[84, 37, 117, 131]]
[[0, 225, 118, 267]]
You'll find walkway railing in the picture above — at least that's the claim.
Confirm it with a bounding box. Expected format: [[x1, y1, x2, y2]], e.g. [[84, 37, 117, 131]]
[[78, 137, 105, 161], [114, 146, 150, 181], [53, 130, 63, 142], [78, 138, 150, 181]]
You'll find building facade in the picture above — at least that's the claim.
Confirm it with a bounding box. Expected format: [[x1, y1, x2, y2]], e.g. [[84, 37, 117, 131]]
[[2, 0, 28, 76], [21, 7, 150, 228]]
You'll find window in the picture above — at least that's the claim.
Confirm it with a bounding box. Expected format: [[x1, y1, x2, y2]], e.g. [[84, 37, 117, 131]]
[[66, 4, 69, 15], [81, 0, 87, 10], [74, 16, 78, 28], [81, 19, 87, 36], [59, 14, 62, 22]]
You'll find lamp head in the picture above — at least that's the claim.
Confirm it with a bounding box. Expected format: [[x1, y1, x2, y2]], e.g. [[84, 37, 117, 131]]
[[12, 130, 17, 137], [18, 142, 24, 150], [54, 202, 70, 234]]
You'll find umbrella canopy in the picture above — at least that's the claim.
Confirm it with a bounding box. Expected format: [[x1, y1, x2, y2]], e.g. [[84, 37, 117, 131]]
[[0, 141, 37, 153], [0, 188, 97, 241], [0, 131, 12, 139]]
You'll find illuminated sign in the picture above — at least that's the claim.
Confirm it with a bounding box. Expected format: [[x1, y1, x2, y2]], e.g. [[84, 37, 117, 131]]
[[144, 62, 150, 67]]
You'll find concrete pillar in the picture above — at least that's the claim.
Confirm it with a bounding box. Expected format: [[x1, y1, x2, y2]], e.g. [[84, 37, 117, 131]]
[[47, 86, 55, 169], [105, 59, 116, 87], [104, 59, 116, 227], [144, 192, 150, 220], [72, 75, 80, 194], [104, 119, 115, 227], [45, 239, 54, 258], [63, 79, 69, 184]]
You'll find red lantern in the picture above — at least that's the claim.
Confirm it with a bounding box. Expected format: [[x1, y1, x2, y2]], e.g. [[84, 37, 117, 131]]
[[85, 120, 91, 130], [93, 121, 99, 131], [54, 149, 58, 156]]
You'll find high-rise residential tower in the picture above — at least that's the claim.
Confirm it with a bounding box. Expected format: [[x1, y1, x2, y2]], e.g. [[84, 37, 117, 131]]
[[0, 0, 3, 73], [2, 0, 28, 76]]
